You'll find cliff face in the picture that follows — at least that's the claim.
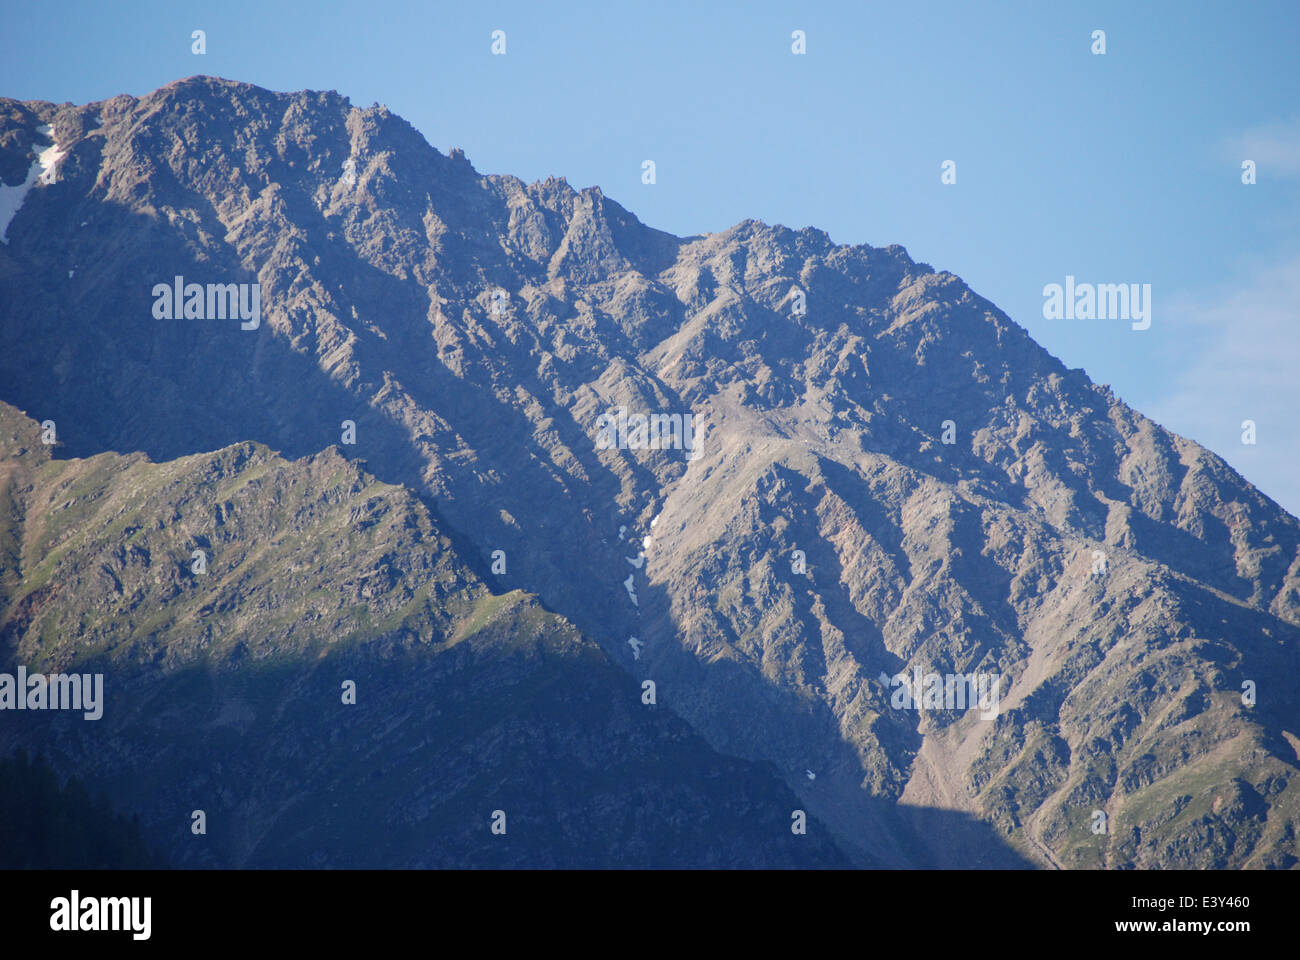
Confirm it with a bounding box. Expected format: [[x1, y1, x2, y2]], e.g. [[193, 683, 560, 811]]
[[1, 76, 1297, 867]]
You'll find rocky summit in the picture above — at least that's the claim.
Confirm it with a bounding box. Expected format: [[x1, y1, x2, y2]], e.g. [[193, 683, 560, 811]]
[[1, 76, 1297, 868]]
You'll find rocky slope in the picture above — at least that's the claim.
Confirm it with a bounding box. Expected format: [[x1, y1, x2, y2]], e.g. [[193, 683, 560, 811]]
[[1, 76, 1297, 867], [0, 401, 846, 867]]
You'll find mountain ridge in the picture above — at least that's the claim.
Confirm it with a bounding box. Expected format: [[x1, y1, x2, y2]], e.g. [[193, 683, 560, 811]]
[[1, 75, 1298, 868]]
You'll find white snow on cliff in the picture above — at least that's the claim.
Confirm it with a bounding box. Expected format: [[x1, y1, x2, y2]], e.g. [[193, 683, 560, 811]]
[[0, 125, 65, 243]]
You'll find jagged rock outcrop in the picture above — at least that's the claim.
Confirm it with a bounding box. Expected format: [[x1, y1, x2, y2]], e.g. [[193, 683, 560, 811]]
[[2, 76, 1297, 867]]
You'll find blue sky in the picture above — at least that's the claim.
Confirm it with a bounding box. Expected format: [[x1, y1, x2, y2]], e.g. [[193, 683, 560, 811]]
[[3, 0, 1298, 513]]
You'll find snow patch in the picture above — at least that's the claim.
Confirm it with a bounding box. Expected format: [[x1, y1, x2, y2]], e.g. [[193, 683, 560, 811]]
[[0, 126, 66, 243], [622, 574, 638, 606], [0, 161, 39, 243], [36, 126, 66, 185]]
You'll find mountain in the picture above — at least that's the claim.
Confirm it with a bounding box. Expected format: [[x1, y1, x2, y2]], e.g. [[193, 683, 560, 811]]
[[1, 76, 1298, 868], [0, 399, 847, 867]]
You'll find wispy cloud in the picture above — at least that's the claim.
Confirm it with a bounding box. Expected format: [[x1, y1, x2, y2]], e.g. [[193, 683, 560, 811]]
[[1147, 254, 1300, 518], [1228, 117, 1300, 179]]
